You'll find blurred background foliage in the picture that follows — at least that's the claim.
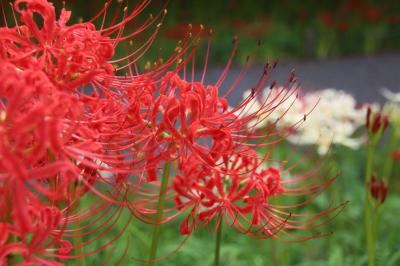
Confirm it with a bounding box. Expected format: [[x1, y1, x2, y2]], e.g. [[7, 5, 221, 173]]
[[50, 1, 399, 265], [69, 142, 400, 266], [54, 0, 400, 64], [3, 0, 398, 265]]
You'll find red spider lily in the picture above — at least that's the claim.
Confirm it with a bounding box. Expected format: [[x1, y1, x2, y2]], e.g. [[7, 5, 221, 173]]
[[0, 62, 91, 264], [318, 11, 335, 28], [171, 144, 344, 241], [0, 0, 186, 200], [0, 0, 163, 263], [0, 62, 81, 195], [0, 0, 114, 90], [0, 0, 188, 93], [0, 205, 72, 266], [125, 36, 344, 242], [0, 0, 347, 263], [362, 6, 382, 23], [122, 57, 301, 183], [0, 0, 177, 195], [173, 148, 285, 234]]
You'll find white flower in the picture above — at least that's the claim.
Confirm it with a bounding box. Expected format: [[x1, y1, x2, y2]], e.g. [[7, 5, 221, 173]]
[[287, 89, 368, 155], [240, 87, 370, 155]]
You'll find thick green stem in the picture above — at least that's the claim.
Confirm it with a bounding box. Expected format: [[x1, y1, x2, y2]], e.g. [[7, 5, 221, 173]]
[[214, 222, 223, 266], [365, 203, 375, 266], [364, 142, 375, 185], [364, 141, 376, 266], [148, 163, 171, 266]]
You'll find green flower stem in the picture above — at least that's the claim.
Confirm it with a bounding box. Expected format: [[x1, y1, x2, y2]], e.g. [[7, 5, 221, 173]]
[[364, 141, 376, 266], [365, 141, 375, 184], [73, 234, 86, 266], [214, 222, 223, 266], [270, 239, 278, 266], [148, 162, 171, 266], [382, 128, 399, 182]]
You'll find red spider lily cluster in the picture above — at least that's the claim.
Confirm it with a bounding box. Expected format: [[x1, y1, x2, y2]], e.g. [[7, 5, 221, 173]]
[[0, 0, 344, 264]]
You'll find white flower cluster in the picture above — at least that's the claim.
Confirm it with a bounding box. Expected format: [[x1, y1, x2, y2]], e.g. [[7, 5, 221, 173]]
[[289, 89, 368, 155], [241, 87, 369, 155]]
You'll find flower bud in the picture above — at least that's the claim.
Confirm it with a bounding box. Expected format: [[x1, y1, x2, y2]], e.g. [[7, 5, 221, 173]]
[[392, 149, 400, 161], [369, 175, 388, 204], [365, 107, 390, 135]]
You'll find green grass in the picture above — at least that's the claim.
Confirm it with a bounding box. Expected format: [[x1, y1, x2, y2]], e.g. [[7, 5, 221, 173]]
[[68, 142, 400, 266]]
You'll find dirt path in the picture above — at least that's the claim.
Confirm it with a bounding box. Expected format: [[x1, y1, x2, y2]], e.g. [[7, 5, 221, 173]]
[[202, 53, 400, 104]]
